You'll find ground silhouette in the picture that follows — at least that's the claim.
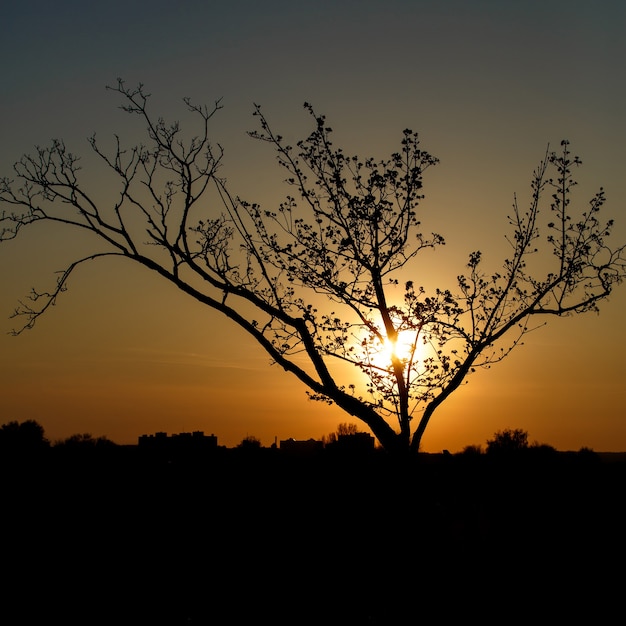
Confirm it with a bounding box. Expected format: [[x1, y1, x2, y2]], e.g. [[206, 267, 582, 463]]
[[2, 441, 625, 624]]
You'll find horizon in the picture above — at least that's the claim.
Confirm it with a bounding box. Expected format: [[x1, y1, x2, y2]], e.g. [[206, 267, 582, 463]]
[[6, 417, 626, 455]]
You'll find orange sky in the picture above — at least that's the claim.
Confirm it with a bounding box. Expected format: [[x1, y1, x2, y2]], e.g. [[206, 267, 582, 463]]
[[1, 1, 625, 451]]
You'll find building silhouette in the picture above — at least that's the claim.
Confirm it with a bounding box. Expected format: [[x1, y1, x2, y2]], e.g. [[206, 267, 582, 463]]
[[138, 430, 218, 458], [279, 437, 324, 457]]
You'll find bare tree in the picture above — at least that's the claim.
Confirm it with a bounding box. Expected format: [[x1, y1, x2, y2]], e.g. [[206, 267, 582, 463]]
[[336, 423, 360, 437], [1, 81, 624, 456]]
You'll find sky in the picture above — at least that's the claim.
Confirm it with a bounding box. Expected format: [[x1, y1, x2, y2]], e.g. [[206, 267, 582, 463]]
[[1, 0, 625, 451]]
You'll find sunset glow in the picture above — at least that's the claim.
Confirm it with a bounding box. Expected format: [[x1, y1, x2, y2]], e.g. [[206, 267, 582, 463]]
[[1, 1, 625, 452], [371, 329, 427, 372]]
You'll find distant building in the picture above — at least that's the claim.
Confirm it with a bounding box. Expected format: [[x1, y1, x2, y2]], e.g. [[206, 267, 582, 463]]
[[279, 438, 324, 457], [138, 431, 218, 457]]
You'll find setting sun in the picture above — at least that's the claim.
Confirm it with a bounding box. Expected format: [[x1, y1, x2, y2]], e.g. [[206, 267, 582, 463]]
[[377, 329, 425, 370]]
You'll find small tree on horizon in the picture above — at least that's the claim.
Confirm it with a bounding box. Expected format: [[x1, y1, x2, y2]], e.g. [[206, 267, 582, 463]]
[[1, 80, 625, 457], [486, 428, 530, 455], [53, 433, 117, 450], [0, 419, 50, 455], [237, 435, 262, 450], [323, 422, 364, 446]]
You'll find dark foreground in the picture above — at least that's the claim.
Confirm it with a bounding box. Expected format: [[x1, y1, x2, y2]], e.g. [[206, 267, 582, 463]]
[[2, 447, 625, 625]]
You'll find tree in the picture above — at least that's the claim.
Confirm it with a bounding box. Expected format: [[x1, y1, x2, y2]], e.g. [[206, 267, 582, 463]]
[[1, 80, 625, 456], [237, 435, 262, 450], [0, 419, 50, 455], [53, 433, 117, 451], [336, 423, 360, 437], [486, 428, 529, 455], [325, 422, 376, 456], [323, 421, 365, 446]]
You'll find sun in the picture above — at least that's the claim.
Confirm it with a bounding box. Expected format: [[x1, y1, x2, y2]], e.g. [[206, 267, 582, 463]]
[[373, 329, 425, 371]]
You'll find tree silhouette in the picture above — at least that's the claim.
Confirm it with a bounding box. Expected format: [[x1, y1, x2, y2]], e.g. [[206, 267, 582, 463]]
[[336, 423, 360, 437], [237, 435, 262, 450], [486, 428, 530, 455], [1, 80, 625, 456], [53, 433, 117, 452], [0, 419, 50, 456]]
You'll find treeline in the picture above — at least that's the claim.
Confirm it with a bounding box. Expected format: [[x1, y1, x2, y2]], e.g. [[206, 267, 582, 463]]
[[0, 419, 116, 457], [0, 418, 612, 465]]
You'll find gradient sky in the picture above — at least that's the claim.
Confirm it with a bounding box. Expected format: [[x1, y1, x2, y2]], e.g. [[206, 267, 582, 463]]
[[1, 0, 625, 451]]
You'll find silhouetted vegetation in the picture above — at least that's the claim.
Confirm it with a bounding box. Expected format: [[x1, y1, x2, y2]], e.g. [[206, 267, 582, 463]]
[[1, 418, 624, 623], [236, 434, 262, 449], [0, 418, 49, 459], [54, 432, 117, 450], [486, 427, 529, 452]]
